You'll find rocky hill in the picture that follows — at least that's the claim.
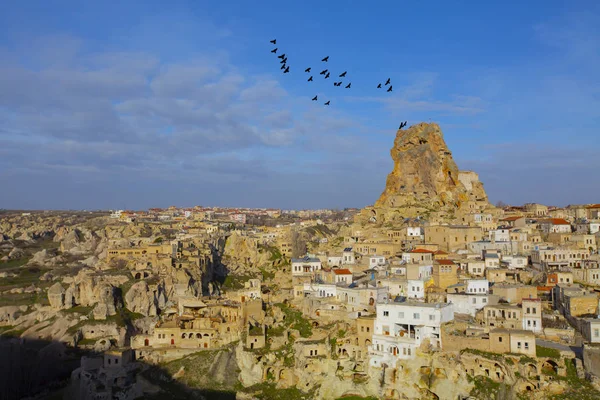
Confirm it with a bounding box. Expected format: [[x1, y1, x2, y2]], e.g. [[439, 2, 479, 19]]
[[357, 122, 492, 223]]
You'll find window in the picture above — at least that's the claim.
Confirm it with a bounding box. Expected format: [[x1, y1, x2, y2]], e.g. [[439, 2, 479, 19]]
[[524, 342, 529, 350], [429, 314, 435, 321], [472, 298, 477, 304], [383, 311, 389, 317], [398, 312, 404, 318], [413, 313, 420, 320], [482, 298, 487, 303], [594, 329, 599, 338], [499, 337, 502, 342], [532, 308, 537, 314], [517, 342, 521, 349]]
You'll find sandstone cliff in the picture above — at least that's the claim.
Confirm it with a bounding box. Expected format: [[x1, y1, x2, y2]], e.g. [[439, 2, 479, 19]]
[[359, 122, 491, 223]]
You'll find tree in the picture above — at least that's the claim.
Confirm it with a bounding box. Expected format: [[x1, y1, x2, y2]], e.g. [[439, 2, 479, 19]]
[[495, 200, 508, 208]]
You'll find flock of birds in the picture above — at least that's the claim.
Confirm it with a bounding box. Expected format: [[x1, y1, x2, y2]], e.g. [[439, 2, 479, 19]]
[[270, 39, 402, 120]]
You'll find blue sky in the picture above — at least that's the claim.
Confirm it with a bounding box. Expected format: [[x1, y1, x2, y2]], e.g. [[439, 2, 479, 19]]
[[0, 0, 599, 210]]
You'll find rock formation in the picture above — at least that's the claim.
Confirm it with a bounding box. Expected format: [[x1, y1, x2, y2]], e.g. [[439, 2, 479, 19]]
[[358, 122, 492, 223]]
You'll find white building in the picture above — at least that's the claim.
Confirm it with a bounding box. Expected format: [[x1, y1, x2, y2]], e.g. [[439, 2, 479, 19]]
[[489, 229, 510, 242], [302, 282, 337, 298], [418, 265, 433, 279], [378, 278, 407, 298], [328, 256, 342, 267], [407, 279, 426, 300], [501, 255, 528, 269], [370, 302, 454, 366], [522, 298, 543, 333], [466, 260, 486, 276], [369, 255, 386, 268], [110, 210, 123, 219], [485, 253, 501, 269], [342, 248, 356, 265], [590, 222, 600, 235], [583, 319, 600, 343], [291, 256, 322, 277], [447, 293, 491, 316], [407, 226, 423, 238], [466, 279, 489, 294], [333, 268, 353, 284]]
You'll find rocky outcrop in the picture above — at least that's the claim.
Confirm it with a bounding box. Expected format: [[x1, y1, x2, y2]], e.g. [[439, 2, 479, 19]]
[[125, 281, 160, 317], [48, 282, 66, 309], [222, 232, 270, 273], [92, 283, 118, 320], [357, 122, 492, 223]]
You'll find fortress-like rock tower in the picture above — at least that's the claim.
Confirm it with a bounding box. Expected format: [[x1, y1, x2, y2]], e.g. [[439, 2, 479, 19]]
[[358, 122, 492, 223]]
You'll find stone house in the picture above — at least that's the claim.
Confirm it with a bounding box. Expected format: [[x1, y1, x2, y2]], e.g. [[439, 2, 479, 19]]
[[466, 260, 486, 276], [246, 324, 266, 350], [432, 259, 458, 289], [478, 304, 522, 329], [401, 248, 434, 264], [424, 225, 483, 252], [491, 284, 537, 304]]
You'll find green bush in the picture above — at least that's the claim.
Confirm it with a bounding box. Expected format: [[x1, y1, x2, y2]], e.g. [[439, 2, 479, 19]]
[[536, 345, 561, 359]]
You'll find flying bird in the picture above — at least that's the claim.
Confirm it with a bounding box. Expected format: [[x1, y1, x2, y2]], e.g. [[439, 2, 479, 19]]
[[270, 39, 276, 44], [321, 56, 329, 62], [334, 81, 342, 86], [385, 78, 391, 86], [387, 85, 392, 92], [324, 101, 330, 105], [308, 76, 313, 82], [377, 83, 382, 88], [320, 69, 328, 75], [280, 57, 287, 64], [284, 66, 290, 73], [277, 53, 286, 59], [280, 64, 286, 70], [312, 95, 318, 101], [339, 71, 347, 78], [345, 83, 351, 89], [271, 48, 277, 53], [325, 72, 330, 79], [305, 67, 311, 73]]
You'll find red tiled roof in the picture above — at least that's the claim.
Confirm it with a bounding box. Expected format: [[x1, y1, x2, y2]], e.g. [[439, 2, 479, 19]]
[[433, 250, 448, 255], [410, 248, 434, 253], [587, 204, 600, 209], [501, 216, 523, 221], [545, 218, 570, 225], [436, 259, 455, 265], [333, 269, 352, 275]]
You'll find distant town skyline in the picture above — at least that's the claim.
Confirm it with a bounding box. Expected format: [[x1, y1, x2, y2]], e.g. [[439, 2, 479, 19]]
[[1, 1, 599, 210]]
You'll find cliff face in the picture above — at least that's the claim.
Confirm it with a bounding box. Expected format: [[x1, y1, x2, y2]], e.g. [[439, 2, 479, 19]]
[[363, 122, 491, 222]]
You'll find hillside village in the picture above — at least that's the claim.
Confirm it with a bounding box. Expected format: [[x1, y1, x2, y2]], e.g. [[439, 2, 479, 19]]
[[2, 123, 600, 400]]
